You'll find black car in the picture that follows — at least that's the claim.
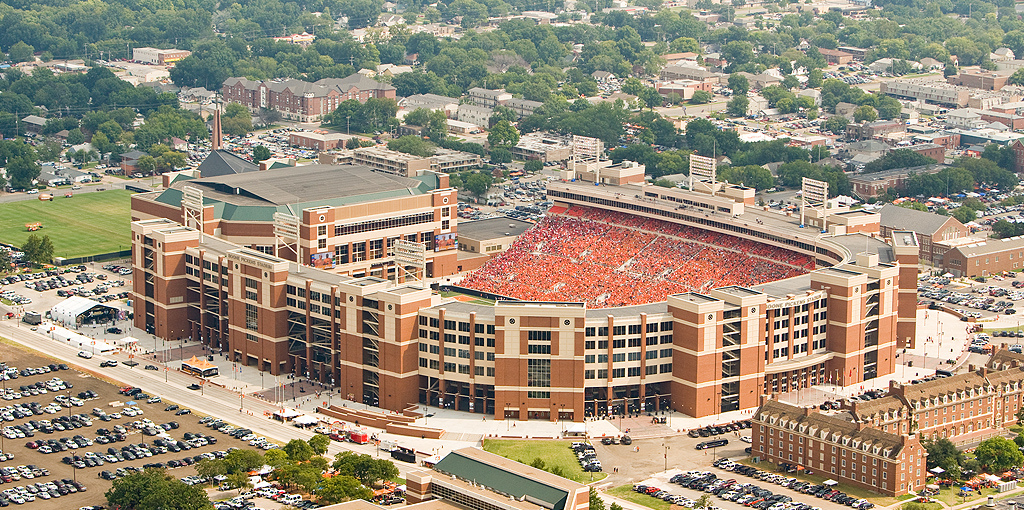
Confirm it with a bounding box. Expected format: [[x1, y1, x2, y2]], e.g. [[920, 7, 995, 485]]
[[164, 405, 179, 411], [106, 327, 123, 334], [99, 360, 117, 368], [175, 409, 191, 416], [187, 384, 201, 390], [144, 365, 159, 371]]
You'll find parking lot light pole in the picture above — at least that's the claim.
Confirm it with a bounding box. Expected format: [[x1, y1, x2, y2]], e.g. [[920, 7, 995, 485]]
[[663, 442, 669, 472]]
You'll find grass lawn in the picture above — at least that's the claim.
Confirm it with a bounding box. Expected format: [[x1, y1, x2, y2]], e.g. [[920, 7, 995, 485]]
[[439, 290, 496, 305], [737, 459, 900, 506], [930, 485, 999, 507], [607, 484, 672, 510], [0, 190, 133, 259], [482, 439, 606, 483]]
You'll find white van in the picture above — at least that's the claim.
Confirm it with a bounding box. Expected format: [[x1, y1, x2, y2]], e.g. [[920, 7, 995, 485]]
[[279, 494, 302, 505]]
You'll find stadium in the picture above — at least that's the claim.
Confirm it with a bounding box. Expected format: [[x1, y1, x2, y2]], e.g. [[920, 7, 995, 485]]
[[131, 151, 918, 421]]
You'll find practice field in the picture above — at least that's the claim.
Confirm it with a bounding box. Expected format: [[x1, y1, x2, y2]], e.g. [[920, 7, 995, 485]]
[[482, 439, 607, 483], [0, 190, 133, 259]]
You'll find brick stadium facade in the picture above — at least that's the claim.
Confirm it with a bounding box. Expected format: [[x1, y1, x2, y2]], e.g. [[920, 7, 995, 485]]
[[131, 176, 919, 420]]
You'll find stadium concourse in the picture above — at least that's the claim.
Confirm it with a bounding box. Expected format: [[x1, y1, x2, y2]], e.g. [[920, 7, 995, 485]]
[[460, 206, 813, 308]]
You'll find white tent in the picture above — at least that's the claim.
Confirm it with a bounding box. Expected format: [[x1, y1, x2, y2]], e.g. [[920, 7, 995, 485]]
[[50, 296, 121, 328], [116, 337, 139, 348], [565, 423, 588, 436], [44, 325, 117, 353], [293, 415, 319, 426]]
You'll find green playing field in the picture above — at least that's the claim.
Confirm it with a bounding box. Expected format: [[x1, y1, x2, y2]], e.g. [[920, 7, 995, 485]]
[[0, 190, 134, 260]]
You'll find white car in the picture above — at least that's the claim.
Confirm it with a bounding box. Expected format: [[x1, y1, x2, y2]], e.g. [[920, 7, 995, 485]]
[[77, 351, 93, 359], [740, 436, 751, 443]]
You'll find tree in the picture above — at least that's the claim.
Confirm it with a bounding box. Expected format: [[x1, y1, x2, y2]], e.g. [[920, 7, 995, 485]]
[[309, 434, 331, 456], [158, 151, 187, 172], [490, 105, 516, 125], [137, 155, 157, 175], [974, 437, 1023, 473], [952, 206, 978, 224], [67, 128, 85, 145], [221, 103, 253, 137], [0, 249, 11, 274], [341, 0, 384, 28], [695, 494, 712, 509], [824, 116, 848, 135], [388, 135, 436, 157], [898, 201, 928, 212], [853, 105, 877, 123], [718, 165, 775, 190], [490, 148, 512, 164], [728, 74, 749, 95], [7, 42, 34, 64], [284, 439, 314, 462], [1010, 69, 1024, 86], [331, 451, 400, 487], [590, 487, 606, 510], [106, 468, 213, 510], [524, 160, 544, 172], [253, 145, 271, 162], [21, 234, 53, 266], [727, 95, 749, 117], [464, 173, 493, 197], [863, 149, 936, 174], [316, 475, 372, 505], [807, 69, 823, 89], [781, 75, 799, 90], [690, 90, 712, 104], [487, 120, 520, 150]]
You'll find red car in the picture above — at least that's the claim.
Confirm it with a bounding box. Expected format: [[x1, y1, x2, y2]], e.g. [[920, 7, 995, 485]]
[[25, 441, 38, 449]]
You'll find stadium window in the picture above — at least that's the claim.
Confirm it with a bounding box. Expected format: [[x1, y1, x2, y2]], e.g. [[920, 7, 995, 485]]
[[486, 367, 495, 376], [646, 323, 658, 333], [612, 368, 625, 378], [430, 360, 439, 370], [628, 325, 641, 335], [245, 278, 257, 289], [487, 338, 495, 347], [612, 353, 625, 362], [527, 331, 551, 341], [598, 327, 608, 337], [444, 320, 456, 330], [660, 363, 672, 373], [487, 325, 495, 335], [474, 338, 484, 346], [419, 358, 428, 368], [628, 352, 641, 361], [458, 349, 470, 358], [419, 316, 428, 326], [597, 369, 608, 379], [646, 338, 658, 346], [613, 326, 625, 335], [528, 344, 551, 354], [660, 334, 673, 344], [458, 322, 471, 332], [597, 354, 608, 363], [486, 352, 494, 361], [475, 324, 484, 333], [613, 339, 625, 349], [646, 366, 658, 375], [444, 347, 455, 357], [459, 335, 470, 345], [660, 321, 673, 331], [475, 366, 484, 375], [585, 327, 596, 337], [474, 352, 484, 360], [646, 351, 657, 360], [585, 370, 595, 379], [585, 355, 596, 363], [598, 340, 608, 349], [419, 343, 428, 352], [660, 348, 672, 358], [429, 318, 439, 328]]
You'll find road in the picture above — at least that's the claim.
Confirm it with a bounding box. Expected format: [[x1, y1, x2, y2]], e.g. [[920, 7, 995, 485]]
[[0, 179, 132, 204], [0, 319, 429, 479]]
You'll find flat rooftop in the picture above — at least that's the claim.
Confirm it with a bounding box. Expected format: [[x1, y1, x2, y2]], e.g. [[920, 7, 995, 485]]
[[457, 217, 534, 241]]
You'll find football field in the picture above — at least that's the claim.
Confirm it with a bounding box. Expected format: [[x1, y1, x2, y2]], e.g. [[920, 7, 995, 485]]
[[0, 190, 133, 259]]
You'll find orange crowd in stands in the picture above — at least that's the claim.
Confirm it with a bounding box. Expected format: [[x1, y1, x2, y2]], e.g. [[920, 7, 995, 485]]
[[460, 206, 812, 308]]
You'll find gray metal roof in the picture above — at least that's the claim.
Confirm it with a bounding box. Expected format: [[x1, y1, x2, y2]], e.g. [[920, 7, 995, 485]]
[[187, 164, 424, 206], [457, 218, 534, 241], [196, 150, 258, 178], [879, 204, 959, 236]]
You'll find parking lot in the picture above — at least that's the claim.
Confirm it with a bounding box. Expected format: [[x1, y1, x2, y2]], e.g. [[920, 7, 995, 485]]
[[0, 340, 279, 508], [918, 274, 1024, 320]]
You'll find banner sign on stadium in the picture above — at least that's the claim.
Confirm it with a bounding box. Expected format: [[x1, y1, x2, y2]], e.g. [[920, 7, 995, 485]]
[[310, 252, 334, 270], [435, 233, 458, 252]]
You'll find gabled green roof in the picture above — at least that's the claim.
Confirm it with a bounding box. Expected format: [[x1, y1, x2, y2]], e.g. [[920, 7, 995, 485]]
[[433, 451, 569, 510]]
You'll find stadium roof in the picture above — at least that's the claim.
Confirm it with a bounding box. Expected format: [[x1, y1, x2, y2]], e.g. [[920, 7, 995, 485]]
[[196, 149, 259, 178], [457, 218, 534, 241], [153, 164, 441, 220]]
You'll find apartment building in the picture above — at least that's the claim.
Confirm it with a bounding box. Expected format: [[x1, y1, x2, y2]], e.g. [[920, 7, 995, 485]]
[[466, 87, 513, 107], [221, 75, 396, 122], [752, 399, 926, 497]]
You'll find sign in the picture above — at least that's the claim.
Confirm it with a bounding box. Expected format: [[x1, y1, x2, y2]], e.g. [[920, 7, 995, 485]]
[[394, 240, 426, 269], [310, 252, 334, 270], [434, 233, 458, 252]]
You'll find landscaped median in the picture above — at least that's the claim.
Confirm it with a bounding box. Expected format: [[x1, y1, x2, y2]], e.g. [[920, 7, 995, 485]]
[[481, 439, 607, 483], [606, 484, 672, 510]]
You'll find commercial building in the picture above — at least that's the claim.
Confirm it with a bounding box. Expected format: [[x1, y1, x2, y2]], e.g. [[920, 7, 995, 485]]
[[752, 399, 926, 497], [845, 120, 905, 141], [336, 147, 481, 177], [132, 174, 919, 419], [221, 76, 396, 122], [132, 47, 191, 65], [878, 204, 967, 265], [506, 98, 543, 118], [880, 81, 971, 107], [849, 165, 944, 198], [818, 48, 854, 65], [947, 69, 1014, 91], [288, 132, 351, 151], [659, 65, 726, 83], [942, 236, 1024, 277], [511, 133, 572, 163]]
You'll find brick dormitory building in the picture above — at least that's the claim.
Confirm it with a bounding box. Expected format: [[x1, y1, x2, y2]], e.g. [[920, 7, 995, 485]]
[[753, 349, 1024, 496], [129, 158, 921, 421]]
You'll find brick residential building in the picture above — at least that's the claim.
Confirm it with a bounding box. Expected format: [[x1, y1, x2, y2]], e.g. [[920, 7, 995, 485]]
[[879, 204, 967, 265], [818, 48, 854, 65], [221, 75, 396, 122], [942, 235, 1024, 277], [752, 399, 926, 497]]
